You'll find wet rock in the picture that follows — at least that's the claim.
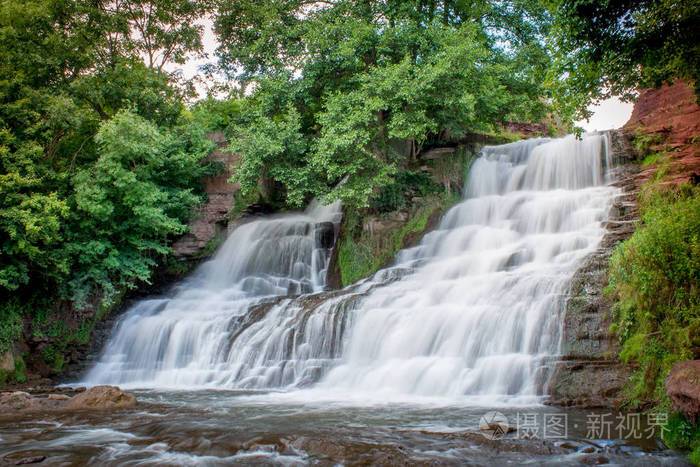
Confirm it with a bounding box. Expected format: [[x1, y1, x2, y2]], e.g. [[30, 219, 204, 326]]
[[0, 351, 14, 372], [314, 221, 335, 249], [0, 392, 36, 412], [580, 455, 609, 465], [66, 385, 136, 410], [546, 153, 639, 408], [0, 386, 135, 413], [666, 360, 700, 423], [3, 452, 47, 465]]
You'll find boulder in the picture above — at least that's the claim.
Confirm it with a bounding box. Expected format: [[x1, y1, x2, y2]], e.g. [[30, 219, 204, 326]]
[[47, 394, 71, 401], [65, 385, 136, 410], [0, 351, 14, 372], [666, 360, 700, 423], [0, 391, 37, 412], [0, 386, 136, 413]]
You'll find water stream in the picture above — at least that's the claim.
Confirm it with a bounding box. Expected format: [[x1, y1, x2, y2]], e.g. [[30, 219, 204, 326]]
[[2, 135, 687, 465], [86, 134, 615, 403]]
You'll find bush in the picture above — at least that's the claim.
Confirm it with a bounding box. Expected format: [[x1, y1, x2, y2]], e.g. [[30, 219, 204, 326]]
[[607, 184, 700, 407], [664, 413, 700, 466]]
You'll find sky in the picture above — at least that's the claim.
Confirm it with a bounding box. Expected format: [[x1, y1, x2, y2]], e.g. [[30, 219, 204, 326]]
[[575, 97, 635, 132]]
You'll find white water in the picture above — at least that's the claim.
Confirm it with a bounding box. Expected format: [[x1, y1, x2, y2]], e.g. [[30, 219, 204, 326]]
[[84, 200, 342, 387], [86, 134, 617, 402]]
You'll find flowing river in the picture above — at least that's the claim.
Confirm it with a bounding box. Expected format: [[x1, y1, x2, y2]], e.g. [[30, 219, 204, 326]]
[[0, 135, 688, 465]]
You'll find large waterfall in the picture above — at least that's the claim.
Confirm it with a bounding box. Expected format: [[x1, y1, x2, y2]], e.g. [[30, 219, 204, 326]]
[[86, 134, 617, 401]]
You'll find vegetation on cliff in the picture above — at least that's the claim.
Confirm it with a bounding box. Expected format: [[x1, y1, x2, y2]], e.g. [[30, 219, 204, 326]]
[[608, 182, 699, 407], [607, 137, 700, 463], [0, 0, 220, 378]]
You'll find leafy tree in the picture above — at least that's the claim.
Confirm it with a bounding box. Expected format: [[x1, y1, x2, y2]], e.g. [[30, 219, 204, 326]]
[[68, 110, 214, 308], [216, 0, 554, 207], [0, 0, 216, 365], [550, 0, 700, 120]]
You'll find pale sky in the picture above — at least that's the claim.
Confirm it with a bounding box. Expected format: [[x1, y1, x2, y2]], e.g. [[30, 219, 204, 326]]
[[575, 97, 635, 132]]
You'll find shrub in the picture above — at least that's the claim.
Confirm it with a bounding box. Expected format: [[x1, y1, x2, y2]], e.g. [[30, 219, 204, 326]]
[[607, 184, 700, 408]]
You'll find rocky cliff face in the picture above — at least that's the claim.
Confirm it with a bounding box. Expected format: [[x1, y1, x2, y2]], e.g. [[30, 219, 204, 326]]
[[547, 131, 638, 407], [625, 79, 700, 185], [171, 131, 241, 259], [548, 80, 700, 408]]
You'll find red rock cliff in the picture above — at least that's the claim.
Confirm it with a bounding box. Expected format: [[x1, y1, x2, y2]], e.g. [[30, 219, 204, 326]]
[[172, 131, 240, 258], [624, 79, 700, 185]]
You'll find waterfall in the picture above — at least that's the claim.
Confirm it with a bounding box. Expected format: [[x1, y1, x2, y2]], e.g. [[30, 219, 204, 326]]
[[85, 134, 616, 401], [84, 200, 342, 386]]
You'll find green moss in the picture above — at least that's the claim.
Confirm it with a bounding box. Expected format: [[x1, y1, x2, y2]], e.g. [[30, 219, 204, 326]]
[[338, 238, 377, 286], [338, 193, 459, 286]]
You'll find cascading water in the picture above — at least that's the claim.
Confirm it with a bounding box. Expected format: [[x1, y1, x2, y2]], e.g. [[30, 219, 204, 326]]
[[84, 200, 342, 386], [86, 134, 617, 402], [317, 134, 615, 401]]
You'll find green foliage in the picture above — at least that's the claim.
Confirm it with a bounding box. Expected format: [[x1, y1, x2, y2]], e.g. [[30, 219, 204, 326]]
[[370, 170, 441, 213], [607, 183, 700, 407], [338, 193, 458, 286], [0, 0, 215, 372], [68, 110, 215, 309], [229, 100, 313, 207], [550, 0, 700, 121], [0, 302, 23, 353], [216, 0, 554, 208], [664, 413, 700, 466], [190, 98, 244, 132]]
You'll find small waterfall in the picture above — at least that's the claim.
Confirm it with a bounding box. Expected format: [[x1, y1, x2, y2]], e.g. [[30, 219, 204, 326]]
[[84, 200, 342, 386], [86, 134, 616, 401]]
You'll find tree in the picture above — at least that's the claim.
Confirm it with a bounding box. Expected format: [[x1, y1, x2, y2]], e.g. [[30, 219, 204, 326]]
[[69, 110, 214, 307], [550, 0, 700, 121], [216, 0, 554, 207], [0, 0, 216, 311]]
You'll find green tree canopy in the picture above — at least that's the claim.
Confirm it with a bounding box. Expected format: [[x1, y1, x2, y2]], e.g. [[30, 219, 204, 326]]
[[215, 0, 555, 207], [550, 0, 700, 120], [0, 0, 216, 312]]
